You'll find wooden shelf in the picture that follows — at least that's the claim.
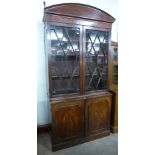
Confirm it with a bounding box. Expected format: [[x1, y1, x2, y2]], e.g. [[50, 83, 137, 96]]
[[86, 55, 105, 57], [52, 75, 79, 79], [52, 73, 107, 79]]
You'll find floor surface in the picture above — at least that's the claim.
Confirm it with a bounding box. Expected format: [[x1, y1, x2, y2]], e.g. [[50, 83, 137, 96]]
[[37, 132, 118, 155]]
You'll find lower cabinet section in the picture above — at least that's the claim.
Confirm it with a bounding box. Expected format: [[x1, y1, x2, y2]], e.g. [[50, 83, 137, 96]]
[[51, 93, 112, 151]]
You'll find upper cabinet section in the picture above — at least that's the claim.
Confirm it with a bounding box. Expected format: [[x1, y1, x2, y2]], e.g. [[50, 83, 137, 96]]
[[44, 3, 115, 23], [44, 3, 115, 98]]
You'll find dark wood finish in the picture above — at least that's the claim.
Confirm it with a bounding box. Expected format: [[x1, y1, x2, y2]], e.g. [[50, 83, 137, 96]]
[[50, 90, 111, 103], [45, 14, 112, 29], [44, 3, 115, 23], [44, 3, 115, 151], [85, 96, 111, 136], [53, 130, 110, 151], [51, 92, 112, 151], [52, 100, 84, 144]]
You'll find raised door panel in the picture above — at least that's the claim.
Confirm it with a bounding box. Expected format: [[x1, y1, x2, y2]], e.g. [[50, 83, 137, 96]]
[[52, 100, 84, 143], [85, 96, 111, 135]]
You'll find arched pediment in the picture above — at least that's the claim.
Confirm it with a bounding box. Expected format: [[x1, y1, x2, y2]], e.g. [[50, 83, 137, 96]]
[[44, 3, 115, 23]]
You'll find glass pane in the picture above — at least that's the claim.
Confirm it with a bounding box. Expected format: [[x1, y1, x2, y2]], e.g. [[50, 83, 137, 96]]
[[48, 25, 80, 96], [112, 47, 118, 84], [85, 29, 109, 91], [113, 48, 118, 63]]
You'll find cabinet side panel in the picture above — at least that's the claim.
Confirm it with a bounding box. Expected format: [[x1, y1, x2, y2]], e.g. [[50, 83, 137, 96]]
[[110, 92, 118, 133]]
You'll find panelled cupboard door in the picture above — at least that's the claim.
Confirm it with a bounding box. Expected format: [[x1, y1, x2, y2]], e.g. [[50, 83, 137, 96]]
[[52, 100, 84, 144], [85, 96, 111, 136]]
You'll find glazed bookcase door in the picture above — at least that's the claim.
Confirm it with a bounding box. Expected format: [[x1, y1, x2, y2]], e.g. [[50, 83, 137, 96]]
[[83, 27, 110, 92], [46, 24, 82, 97]]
